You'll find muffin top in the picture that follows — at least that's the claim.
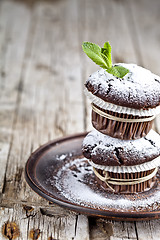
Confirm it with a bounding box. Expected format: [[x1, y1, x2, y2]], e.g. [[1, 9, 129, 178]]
[[85, 63, 160, 110], [82, 129, 160, 166]]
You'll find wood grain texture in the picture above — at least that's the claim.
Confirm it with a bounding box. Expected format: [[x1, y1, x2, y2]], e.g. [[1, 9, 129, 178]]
[[0, 0, 31, 194], [0, 0, 88, 239], [0, 0, 160, 239], [0, 205, 89, 240]]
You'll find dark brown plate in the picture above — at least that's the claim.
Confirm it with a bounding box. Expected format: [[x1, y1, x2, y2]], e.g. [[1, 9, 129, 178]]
[[25, 133, 160, 221]]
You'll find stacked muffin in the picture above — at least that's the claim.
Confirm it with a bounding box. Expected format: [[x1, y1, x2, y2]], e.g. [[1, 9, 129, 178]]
[[82, 63, 160, 194]]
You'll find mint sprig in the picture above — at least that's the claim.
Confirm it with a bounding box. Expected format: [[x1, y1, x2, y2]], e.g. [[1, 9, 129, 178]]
[[82, 41, 129, 78]]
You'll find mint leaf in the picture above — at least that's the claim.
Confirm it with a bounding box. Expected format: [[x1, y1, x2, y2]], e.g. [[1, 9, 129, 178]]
[[107, 65, 129, 78], [101, 51, 112, 68], [101, 42, 112, 68], [82, 41, 129, 78], [82, 42, 109, 69]]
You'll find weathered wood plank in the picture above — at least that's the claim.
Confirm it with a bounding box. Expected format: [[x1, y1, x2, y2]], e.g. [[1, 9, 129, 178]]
[[0, 205, 89, 240], [0, 0, 31, 193], [1, 0, 85, 203], [0, 0, 89, 239], [135, 220, 160, 240], [1, 0, 160, 239], [111, 221, 137, 240], [74, 215, 89, 240], [0, 142, 9, 193], [127, 0, 160, 75]]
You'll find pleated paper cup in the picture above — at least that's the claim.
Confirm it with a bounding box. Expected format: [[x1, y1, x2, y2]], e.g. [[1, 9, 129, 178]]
[[85, 88, 160, 117], [92, 104, 154, 140], [94, 168, 157, 194], [89, 157, 160, 194], [89, 155, 160, 173]]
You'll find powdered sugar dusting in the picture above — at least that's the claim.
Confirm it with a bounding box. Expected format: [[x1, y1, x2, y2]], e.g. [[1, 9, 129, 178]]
[[82, 130, 160, 166], [86, 63, 160, 109], [58, 154, 67, 160], [54, 157, 160, 212], [83, 129, 160, 151]]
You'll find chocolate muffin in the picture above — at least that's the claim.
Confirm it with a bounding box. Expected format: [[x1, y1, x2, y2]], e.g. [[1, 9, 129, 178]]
[[85, 63, 160, 140], [82, 129, 160, 193]]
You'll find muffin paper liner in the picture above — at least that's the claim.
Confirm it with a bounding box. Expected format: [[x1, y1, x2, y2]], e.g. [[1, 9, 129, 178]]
[[92, 104, 155, 122], [92, 107, 153, 140], [95, 168, 157, 193], [84, 89, 160, 117], [88, 155, 160, 173]]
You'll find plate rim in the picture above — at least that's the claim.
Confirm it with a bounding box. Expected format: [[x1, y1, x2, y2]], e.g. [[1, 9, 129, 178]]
[[25, 132, 160, 221]]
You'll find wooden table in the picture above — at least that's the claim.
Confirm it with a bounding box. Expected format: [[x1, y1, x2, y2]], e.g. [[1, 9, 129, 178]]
[[0, 0, 160, 239]]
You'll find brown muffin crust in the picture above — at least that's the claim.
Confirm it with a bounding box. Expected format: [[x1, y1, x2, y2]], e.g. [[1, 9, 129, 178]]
[[82, 130, 160, 166], [85, 64, 160, 110]]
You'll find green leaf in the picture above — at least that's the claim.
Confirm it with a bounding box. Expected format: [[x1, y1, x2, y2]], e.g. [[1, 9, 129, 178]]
[[101, 51, 112, 68], [101, 42, 112, 68], [107, 65, 129, 78], [82, 41, 130, 79], [82, 42, 109, 69]]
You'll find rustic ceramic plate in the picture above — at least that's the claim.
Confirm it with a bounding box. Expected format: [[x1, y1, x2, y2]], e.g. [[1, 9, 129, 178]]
[[25, 133, 160, 221]]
